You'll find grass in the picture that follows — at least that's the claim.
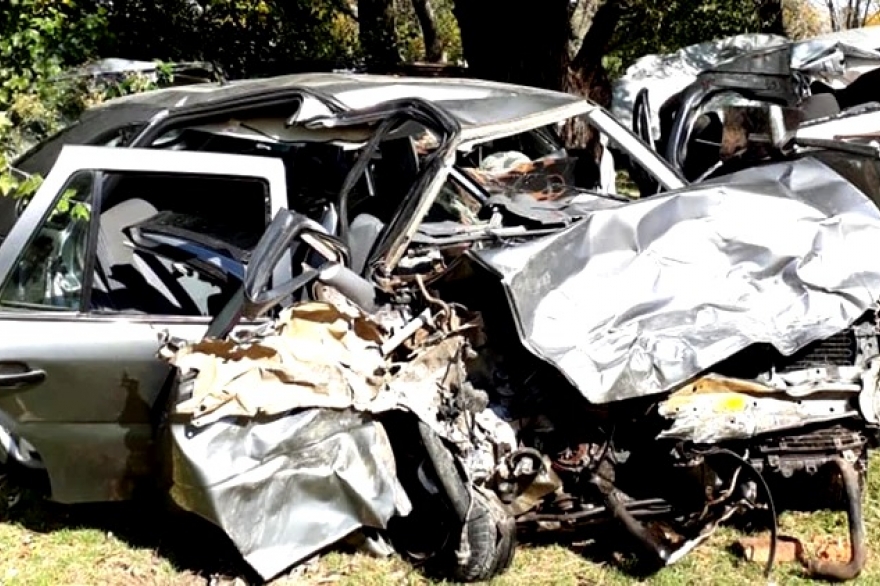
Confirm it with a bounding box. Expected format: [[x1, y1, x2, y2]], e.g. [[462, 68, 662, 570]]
[[2, 455, 880, 586]]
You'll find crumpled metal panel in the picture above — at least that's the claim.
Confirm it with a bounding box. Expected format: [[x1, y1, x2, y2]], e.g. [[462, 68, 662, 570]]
[[168, 407, 412, 582], [656, 374, 860, 443], [167, 302, 390, 428], [160, 299, 506, 581], [790, 37, 880, 74], [472, 157, 880, 404], [161, 301, 416, 582]]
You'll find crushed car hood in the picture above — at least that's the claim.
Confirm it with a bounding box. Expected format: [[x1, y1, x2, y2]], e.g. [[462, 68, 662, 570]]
[[469, 157, 880, 403]]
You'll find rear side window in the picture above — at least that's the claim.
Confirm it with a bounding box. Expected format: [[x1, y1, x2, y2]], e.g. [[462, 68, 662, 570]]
[[93, 171, 270, 316], [0, 171, 95, 310], [0, 169, 270, 317]]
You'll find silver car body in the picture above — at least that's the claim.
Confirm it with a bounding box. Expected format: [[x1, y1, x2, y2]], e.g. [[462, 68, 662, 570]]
[[0, 74, 683, 504]]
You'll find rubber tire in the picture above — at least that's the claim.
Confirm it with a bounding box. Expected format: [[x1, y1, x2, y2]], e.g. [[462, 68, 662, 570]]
[[415, 422, 516, 582], [446, 490, 517, 582], [489, 502, 517, 576]]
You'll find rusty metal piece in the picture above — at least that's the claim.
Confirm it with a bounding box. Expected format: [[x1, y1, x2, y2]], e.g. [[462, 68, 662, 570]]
[[415, 274, 453, 332], [737, 534, 804, 564], [505, 450, 562, 516], [553, 443, 591, 472], [802, 457, 867, 582], [674, 373, 776, 396], [589, 470, 672, 566]]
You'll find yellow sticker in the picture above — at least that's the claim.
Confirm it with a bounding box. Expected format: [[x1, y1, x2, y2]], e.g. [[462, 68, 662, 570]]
[[715, 394, 747, 413]]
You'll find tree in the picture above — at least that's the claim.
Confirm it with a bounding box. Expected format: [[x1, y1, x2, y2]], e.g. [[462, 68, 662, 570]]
[[451, 0, 787, 146], [452, 0, 622, 146], [359, 0, 403, 70], [784, 0, 829, 39], [757, 0, 786, 34], [823, 0, 879, 30], [411, 0, 444, 62]]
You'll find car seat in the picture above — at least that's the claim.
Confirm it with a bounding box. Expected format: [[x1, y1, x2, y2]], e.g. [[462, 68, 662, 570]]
[[95, 198, 198, 314]]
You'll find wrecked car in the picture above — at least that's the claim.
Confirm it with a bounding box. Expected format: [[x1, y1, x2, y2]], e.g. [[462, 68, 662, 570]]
[[630, 29, 880, 189], [0, 74, 687, 581], [4, 71, 880, 583], [156, 129, 880, 584]]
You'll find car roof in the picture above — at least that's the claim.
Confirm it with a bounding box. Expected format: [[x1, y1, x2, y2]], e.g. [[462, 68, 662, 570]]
[[16, 73, 593, 176], [92, 72, 589, 133]]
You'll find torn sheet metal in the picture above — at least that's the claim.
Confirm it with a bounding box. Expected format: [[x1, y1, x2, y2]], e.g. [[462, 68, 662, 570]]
[[657, 374, 859, 443], [162, 301, 412, 581], [161, 299, 510, 580], [168, 407, 412, 581], [612, 27, 880, 137], [611, 33, 787, 132], [166, 301, 390, 427], [470, 157, 880, 404]]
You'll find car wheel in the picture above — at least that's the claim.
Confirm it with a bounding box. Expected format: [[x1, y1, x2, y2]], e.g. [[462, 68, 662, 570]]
[[414, 421, 516, 582], [443, 489, 517, 582]]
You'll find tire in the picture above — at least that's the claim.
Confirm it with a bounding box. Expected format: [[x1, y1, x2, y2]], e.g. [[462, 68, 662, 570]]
[[488, 493, 517, 576], [416, 422, 516, 582], [444, 489, 517, 582]]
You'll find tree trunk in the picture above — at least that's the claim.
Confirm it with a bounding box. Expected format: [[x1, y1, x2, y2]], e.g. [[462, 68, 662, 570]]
[[757, 0, 786, 34], [411, 0, 444, 62], [453, 0, 570, 90], [359, 0, 402, 71], [826, 0, 842, 31], [453, 0, 620, 147], [560, 0, 621, 147]]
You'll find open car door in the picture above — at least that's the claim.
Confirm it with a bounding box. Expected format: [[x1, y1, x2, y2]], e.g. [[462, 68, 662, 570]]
[[0, 145, 288, 503]]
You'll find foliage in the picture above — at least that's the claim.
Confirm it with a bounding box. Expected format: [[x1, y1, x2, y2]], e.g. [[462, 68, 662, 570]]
[[0, 0, 109, 219], [784, 0, 830, 39], [0, 152, 88, 222], [102, 0, 360, 79], [0, 1, 181, 217], [0, 0, 834, 176], [0, 0, 110, 156], [0, 0, 361, 214], [605, 0, 790, 78], [395, 0, 463, 63]]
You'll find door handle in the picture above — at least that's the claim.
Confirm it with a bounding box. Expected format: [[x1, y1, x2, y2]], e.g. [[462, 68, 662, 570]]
[[0, 368, 46, 389]]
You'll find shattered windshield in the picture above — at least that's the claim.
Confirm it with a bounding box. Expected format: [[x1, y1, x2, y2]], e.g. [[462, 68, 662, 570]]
[[449, 108, 685, 204]]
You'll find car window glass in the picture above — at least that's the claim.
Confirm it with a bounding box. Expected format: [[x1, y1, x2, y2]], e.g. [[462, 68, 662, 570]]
[[425, 175, 483, 225], [0, 171, 94, 310], [91, 171, 269, 317], [454, 120, 643, 200]]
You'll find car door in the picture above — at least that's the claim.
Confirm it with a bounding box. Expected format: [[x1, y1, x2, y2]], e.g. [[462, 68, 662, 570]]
[[0, 145, 289, 504]]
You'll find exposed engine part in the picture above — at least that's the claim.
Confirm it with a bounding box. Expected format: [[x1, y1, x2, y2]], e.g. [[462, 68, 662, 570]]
[[590, 461, 673, 566], [778, 329, 857, 373], [802, 457, 867, 581], [749, 425, 867, 477]]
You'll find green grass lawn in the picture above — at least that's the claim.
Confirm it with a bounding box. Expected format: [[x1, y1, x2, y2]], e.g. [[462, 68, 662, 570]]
[[2, 455, 879, 585]]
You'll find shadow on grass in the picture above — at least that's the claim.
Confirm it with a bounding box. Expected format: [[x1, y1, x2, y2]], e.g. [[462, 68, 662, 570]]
[[0, 457, 865, 586], [0, 461, 258, 584], [516, 524, 672, 580]]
